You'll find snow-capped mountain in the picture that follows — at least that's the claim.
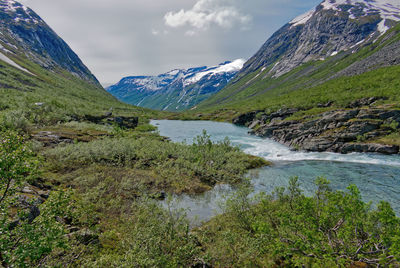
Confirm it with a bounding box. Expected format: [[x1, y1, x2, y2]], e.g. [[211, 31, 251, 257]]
[[107, 59, 245, 111], [238, 0, 400, 79], [0, 0, 99, 85]]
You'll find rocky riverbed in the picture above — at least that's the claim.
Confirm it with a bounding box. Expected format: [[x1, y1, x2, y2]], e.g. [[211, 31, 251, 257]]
[[233, 98, 400, 154]]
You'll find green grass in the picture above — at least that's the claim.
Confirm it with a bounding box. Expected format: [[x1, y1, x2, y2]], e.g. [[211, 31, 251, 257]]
[[372, 132, 400, 146], [0, 53, 166, 128]]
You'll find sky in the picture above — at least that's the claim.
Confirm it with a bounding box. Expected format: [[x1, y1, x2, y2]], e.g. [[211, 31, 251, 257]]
[[19, 0, 321, 85]]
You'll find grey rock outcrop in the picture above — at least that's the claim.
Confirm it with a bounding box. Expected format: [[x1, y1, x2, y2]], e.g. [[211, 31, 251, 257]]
[[236, 105, 400, 155]]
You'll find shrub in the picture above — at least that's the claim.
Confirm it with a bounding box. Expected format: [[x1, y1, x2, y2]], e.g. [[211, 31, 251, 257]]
[[0, 131, 64, 266], [198, 177, 400, 267], [90, 199, 200, 267]]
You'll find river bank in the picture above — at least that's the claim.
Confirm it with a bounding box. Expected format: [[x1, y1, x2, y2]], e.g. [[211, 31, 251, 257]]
[[232, 100, 400, 155]]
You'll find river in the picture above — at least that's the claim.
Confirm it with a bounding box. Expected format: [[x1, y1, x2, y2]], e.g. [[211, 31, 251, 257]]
[[151, 120, 400, 223]]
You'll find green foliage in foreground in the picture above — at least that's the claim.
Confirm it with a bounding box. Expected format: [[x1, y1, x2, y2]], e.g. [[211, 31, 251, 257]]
[[88, 200, 200, 267], [0, 131, 76, 266], [1, 129, 399, 267], [44, 130, 268, 194], [198, 178, 400, 267]]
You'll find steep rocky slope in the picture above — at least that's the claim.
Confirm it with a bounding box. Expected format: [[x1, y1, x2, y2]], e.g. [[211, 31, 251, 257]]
[[239, 0, 400, 79], [0, 0, 99, 85], [107, 60, 244, 111]]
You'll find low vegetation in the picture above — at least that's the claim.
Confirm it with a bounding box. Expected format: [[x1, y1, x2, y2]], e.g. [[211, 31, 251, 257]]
[[198, 178, 400, 267], [44, 129, 268, 194], [1, 124, 399, 267]]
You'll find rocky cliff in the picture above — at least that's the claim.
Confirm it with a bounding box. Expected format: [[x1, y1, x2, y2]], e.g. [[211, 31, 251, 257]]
[[236, 98, 400, 155]]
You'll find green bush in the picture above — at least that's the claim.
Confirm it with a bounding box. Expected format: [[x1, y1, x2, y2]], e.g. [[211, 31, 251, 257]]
[[0, 131, 62, 266], [0, 110, 30, 132], [88, 199, 200, 267], [198, 177, 400, 267]]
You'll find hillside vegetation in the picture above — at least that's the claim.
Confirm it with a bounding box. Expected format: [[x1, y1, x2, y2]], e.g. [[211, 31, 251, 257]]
[[192, 24, 400, 121], [0, 53, 163, 128]]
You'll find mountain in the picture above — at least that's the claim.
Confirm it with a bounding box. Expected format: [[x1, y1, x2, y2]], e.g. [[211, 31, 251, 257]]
[[193, 0, 400, 154], [0, 0, 154, 123], [238, 0, 400, 80], [0, 0, 100, 85], [199, 0, 400, 110], [107, 59, 245, 111]]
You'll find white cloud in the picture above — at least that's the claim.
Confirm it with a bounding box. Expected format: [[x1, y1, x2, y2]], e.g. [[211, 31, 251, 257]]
[[164, 0, 251, 31]]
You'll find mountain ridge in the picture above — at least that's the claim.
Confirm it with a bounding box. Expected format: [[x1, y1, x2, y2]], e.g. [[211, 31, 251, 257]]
[[236, 0, 400, 81], [107, 59, 245, 111], [0, 0, 158, 125]]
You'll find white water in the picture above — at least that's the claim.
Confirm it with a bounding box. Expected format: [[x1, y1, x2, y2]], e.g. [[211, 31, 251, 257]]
[[238, 135, 400, 167]]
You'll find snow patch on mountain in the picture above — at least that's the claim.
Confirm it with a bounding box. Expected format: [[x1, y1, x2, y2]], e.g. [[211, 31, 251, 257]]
[[184, 59, 245, 86], [107, 60, 244, 111], [290, 0, 400, 34], [0, 50, 35, 75], [290, 9, 316, 26], [0, 0, 39, 24]]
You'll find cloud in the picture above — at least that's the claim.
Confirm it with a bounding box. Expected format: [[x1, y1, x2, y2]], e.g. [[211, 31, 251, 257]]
[[22, 0, 320, 83], [164, 0, 251, 31]]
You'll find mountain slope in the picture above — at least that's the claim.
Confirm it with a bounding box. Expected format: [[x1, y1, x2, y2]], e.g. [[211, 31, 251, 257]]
[[0, 0, 99, 85], [0, 0, 158, 124], [192, 0, 400, 154], [107, 60, 244, 111], [198, 0, 400, 111], [239, 0, 400, 80]]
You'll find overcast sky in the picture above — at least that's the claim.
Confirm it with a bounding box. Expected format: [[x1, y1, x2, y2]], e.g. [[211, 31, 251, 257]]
[[20, 0, 321, 85]]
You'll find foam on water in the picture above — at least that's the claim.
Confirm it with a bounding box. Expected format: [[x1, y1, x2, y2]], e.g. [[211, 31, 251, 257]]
[[152, 119, 400, 167], [238, 136, 400, 167]]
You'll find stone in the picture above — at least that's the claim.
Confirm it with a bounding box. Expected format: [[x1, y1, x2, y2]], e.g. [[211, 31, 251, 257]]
[[248, 120, 260, 129]]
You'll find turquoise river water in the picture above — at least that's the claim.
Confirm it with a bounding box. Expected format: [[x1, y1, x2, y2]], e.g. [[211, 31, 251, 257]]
[[151, 120, 400, 224]]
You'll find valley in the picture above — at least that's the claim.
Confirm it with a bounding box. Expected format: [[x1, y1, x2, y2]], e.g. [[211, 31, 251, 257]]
[[0, 0, 400, 267]]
